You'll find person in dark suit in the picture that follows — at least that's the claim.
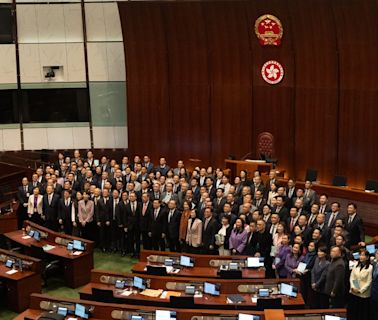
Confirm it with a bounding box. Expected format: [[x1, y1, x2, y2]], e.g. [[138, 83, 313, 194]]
[[156, 157, 170, 176], [58, 190, 75, 235], [166, 199, 181, 252], [42, 185, 60, 231], [345, 202, 365, 248], [318, 194, 331, 214], [149, 199, 167, 251], [125, 192, 141, 257], [96, 188, 112, 252], [190, 178, 201, 204], [139, 193, 153, 250], [324, 246, 346, 308], [142, 155, 154, 174], [212, 188, 226, 216], [253, 190, 266, 213], [17, 177, 32, 229], [273, 196, 289, 222], [325, 202, 346, 229], [110, 189, 121, 253], [252, 219, 274, 277], [29, 173, 43, 192], [303, 180, 317, 212], [285, 179, 296, 209], [243, 221, 257, 255], [201, 207, 219, 254], [116, 191, 129, 256], [53, 152, 65, 170], [205, 177, 216, 201]]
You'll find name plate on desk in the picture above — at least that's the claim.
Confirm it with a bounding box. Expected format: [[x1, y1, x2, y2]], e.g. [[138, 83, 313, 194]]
[[166, 281, 203, 291], [209, 259, 246, 267], [111, 310, 154, 320], [100, 275, 132, 286], [191, 316, 238, 320]]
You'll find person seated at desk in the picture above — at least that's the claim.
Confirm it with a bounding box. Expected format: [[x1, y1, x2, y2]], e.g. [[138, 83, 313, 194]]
[[229, 218, 247, 255]]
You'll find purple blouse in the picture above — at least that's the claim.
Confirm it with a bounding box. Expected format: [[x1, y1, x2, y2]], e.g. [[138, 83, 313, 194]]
[[275, 245, 292, 277], [284, 253, 304, 278], [229, 228, 248, 254]]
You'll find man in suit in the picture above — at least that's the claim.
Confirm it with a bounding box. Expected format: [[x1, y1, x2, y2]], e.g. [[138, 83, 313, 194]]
[[125, 192, 141, 258], [285, 178, 296, 209], [149, 183, 162, 201], [142, 155, 154, 174], [219, 203, 237, 226], [29, 173, 43, 192], [314, 212, 331, 243], [116, 191, 129, 256], [17, 177, 32, 229], [318, 194, 331, 214], [160, 182, 179, 206], [324, 246, 346, 308], [252, 219, 274, 278], [53, 152, 65, 170], [58, 190, 75, 235], [51, 174, 63, 197], [96, 188, 112, 252], [205, 177, 216, 200], [253, 190, 266, 213], [307, 203, 319, 228], [198, 168, 207, 187], [273, 196, 289, 222], [149, 199, 167, 251], [42, 185, 60, 231], [201, 207, 218, 254], [139, 193, 153, 250], [325, 202, 346, 229], [303, 180, 317, 212], [265, 170, 277, 191], [190, 178, 200, 203], [287, 207, 300, 234], [166, 200, 181, 252], [251, 176, 266, 197], [212, 188, 226, 216], [156, 157, 170, 176], [100, 156, 111, 173], [345, 202, 365, 247], [110, 189, 121, 253]]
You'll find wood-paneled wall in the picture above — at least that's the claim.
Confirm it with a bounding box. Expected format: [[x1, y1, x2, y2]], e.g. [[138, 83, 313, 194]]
[[118, 0, 378, 189]]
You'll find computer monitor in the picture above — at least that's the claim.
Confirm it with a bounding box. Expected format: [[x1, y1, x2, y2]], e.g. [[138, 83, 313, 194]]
[[67, 243, 74, 251], [247, 257, 264, 268], [305, 169, 318, 182], [164, 258, 173, 266], [5, 259, 13, 268], [130, 316, 144, 320], [203, 282, 220, 296], [155, 310, 176, 320], [185, 285, 195, 295], [73, 240, 85, 251], [28, 230, 34, 237], [324, 316, 347, 320], [366, 244, 376, 255], [74, 304, 88, 319], [238, 314, 261, 320], [180, 256, 194, 267], [229, 262, 239, 270], [353, 252, 360, 260], [115, 280, 125, 289], [258, 288, 270, 297], [57, 307, 68, 316], [365, 180, 378, 192], [280, 283, 297, 297], [133, 276, 146, 290], [33, 230, 41, 241], [332, 175, 347, 187]]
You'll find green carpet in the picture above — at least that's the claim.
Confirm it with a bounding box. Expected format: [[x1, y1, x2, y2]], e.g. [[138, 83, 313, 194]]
[[0, 249, 138, 320]]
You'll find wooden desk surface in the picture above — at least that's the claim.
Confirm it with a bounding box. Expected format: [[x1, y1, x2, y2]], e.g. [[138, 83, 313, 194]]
[[15, 309, 101, 320], [80, 282, 305, 309], [5, 230, 90, 260], [0, 264, 35, 281], [132, 262, 265, 279]]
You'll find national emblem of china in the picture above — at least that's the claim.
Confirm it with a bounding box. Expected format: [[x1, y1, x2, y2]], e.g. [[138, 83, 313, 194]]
[[261, 60, 284, 85], [254, 14, 283, 46]]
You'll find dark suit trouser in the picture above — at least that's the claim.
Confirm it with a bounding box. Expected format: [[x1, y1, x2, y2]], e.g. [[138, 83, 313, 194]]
[[30, 213, 43, 226], [141, 231, 151, 250], [151, 234, 165, 251], [17, 206, 28, 230], [45, 219, 58, 231], [99, 223, 111, 250], [329, 294, 345, 308], [120, 228, 127, 253], [127, 229, 140, 254], [167, 234, 180, 252], [110, 220, 121, 250]]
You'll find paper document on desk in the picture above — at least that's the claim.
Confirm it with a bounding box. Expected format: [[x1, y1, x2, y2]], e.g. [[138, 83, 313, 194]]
[[22, 236, 31, 239], [73, 251, 83, 256], [120, 290, 133, 296], [42, 244, 55, 251], [6, 269, 18, 275], [140, 289, 164, 297]]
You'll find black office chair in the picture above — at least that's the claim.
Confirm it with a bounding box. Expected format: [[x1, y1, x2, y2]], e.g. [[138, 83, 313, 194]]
[[146, 265, 167, 276], [170, 296, 195, 308], [332, 175, 347, 187], [91, 287, 114, 303], [31, 246, 60, 287], [305, 169, 318, 182], [256, 297, 282, 310], [219, 269, 242, 279], [365, 180, 378, 192]]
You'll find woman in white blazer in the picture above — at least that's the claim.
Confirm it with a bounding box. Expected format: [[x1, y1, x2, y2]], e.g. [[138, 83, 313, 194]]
[[185, 210, 202, 254], [27, 187, 44, 225], [348, 249, 373, 320]]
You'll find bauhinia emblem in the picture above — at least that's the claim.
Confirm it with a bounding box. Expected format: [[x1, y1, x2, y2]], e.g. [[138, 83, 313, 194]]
[[261, 60, 284, 85], [255, 14, 283, 46]]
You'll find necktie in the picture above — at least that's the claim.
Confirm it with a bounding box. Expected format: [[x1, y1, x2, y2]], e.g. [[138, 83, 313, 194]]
[[328, 213, 335, 227], [132, 203, 135, 213], [305, 190, 309, 198], [48, 194, 52, 205], [154, 209, 158, 220], [113, 200, 118, 219], [65, 199, 68, 206], [348, 216, 353, 224], [168, 210, 173, 223], [142, 203, 147, 216], [290, 218, 294, 231], [24, 186, 27, 193], [205, 218, 209, 230]]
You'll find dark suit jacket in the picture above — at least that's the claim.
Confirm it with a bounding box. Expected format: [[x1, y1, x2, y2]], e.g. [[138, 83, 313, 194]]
[[202, 217, 219, 250], [96, 197, 113, 223], [17, 185, 32, 206], [150, 207, 167, 236], [324, 257, 346, 297], [139, 202, 153, 232], [345, 214, 365, 247], [58, 198, 76, 223], [116, 200, 128, 226], [166, 209, 181, 239], [273, 206, 289, 222], [125, 201, 141, 231], [143, 162, 154, 174], [42, 193, 60, 221], [213, 197, 227, 215], [325, 211, 346, 229]]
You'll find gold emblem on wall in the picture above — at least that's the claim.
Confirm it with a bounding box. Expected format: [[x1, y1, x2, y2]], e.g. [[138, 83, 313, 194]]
[[255, 14, 283, 46]]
